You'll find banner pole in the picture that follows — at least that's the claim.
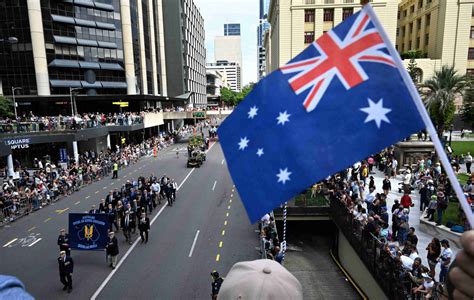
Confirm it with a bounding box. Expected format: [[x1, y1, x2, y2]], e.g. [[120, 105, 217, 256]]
[[365, 4, 474, 227]]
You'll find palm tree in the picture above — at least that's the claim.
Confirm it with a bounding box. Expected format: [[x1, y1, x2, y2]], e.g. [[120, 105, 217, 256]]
[[421, 65, 469, 138]]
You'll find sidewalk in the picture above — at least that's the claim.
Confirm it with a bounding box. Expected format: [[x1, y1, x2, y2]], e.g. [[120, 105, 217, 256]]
[[370, 168, 459, 274]]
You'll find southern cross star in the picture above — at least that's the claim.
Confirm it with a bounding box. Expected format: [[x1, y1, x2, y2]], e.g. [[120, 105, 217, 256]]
[[276, 111, 291, 125], [256, 148, 264, 157], [238, 137, 249, 150], [360, 98, 391, 128], [248, 106, 258, 119], [276, 168, 292, 184]]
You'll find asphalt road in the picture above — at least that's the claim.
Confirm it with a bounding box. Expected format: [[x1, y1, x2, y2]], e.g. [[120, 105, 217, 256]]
[[0, 141, 259, 299]]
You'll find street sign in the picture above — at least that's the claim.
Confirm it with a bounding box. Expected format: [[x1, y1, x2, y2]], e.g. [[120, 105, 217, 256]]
[[192, 111, 206, 118], [112, 101, 129, 105]]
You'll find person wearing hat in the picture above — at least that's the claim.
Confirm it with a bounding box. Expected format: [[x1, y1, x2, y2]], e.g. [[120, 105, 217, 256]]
[[106, 231, 119, 269], [211, 271, 224, 300], [58, 250, 73, 293], [57, 229, 71, 256], [439, 239, 453, 283], [217, 259, 302, 300], [411, 273, 434, 298]]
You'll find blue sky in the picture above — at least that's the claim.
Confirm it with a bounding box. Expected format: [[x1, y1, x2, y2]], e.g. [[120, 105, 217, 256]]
[[194, 0, 259, 85]]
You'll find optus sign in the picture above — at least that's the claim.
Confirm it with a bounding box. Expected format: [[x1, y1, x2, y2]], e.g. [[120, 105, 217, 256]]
[[5, 138, 31, 150]]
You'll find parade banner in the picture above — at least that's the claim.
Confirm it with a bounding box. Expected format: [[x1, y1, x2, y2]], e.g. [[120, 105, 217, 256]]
[[68, 213, 109, 250]]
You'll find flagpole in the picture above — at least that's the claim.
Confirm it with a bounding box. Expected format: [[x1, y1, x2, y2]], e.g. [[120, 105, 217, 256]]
[[364, 4, 474, 228]]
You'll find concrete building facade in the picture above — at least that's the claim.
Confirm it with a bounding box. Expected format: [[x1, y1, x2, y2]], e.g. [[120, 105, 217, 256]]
[[0, 0, 171, 98], [265, 0, 400, 72], [258, 0, 271, 79], [397, 0, 474, 80], [206, 61, 241, 92], [162, 0, 207, 107]]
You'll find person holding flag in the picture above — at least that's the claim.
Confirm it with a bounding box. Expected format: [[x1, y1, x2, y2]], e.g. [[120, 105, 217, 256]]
[[217, 0, 474, 231]]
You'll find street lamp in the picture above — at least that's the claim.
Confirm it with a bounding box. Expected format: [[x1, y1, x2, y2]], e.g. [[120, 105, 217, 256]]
[[69, 87, 82, 116], [11, 87, 22, 119]]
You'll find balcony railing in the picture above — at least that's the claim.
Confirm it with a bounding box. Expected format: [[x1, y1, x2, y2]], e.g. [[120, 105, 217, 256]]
[[330, 199, 410, 299]]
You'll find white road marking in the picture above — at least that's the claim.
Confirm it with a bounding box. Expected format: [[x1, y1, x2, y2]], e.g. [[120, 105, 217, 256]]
[[86, 196, 90, 199], [188, 230, 200, 258], [75, 201, 80, 205], [27, 238, 42, 247], [3, 238, 17, 248], [92, 164, 198, 299], [212, 181, 217, 191]]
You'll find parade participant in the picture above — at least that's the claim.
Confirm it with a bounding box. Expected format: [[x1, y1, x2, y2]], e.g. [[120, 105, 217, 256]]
[[165, 180, 174, 207], [89, 204, 99, 214], [57, 229, 71, 256], [98, 199, 107, 213], [58, 251, 73, 293], [211, 271, 224, 300], [121, 210, 132, 245], [171, 179, 178, 201], [112, 161, 118, 179], [138, 212, 150, 243], [151, 180, 161, 205], [106, 232, 119, 269], [107, 203, 119, 231]]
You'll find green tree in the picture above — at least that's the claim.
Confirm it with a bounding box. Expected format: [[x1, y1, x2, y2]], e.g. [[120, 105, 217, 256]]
[[407, 58, 419, 84], [235, 83, 256, 105], [0, 96, 14, 118], [460, 85, 474, 129], [421, 65, 468, 137], [220, 87, 237, 106]]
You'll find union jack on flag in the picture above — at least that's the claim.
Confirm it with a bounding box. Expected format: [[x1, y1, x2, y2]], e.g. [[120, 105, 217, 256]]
[[281, 10, 396, 112], [218, 4, 426, 223]]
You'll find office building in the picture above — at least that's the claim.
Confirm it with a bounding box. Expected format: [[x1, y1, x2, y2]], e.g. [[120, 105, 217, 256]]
[[397, 0, 474, 81], [162, 0, 207, 107], [224, 23, 241, 36], [0, 0, 171, 99], [258, 0, 271, 79], [265, 0, 399, 73], [207, 61, 241, 92], [206, 70, 228, 96]]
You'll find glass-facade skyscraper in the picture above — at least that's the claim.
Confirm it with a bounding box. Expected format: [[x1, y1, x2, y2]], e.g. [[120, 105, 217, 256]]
[[224, 23, 240, 36]]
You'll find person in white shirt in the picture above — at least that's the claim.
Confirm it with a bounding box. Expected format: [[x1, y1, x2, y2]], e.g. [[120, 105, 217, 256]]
[[151, 182, 161, 205], [412, 273, 434, 299], [439, 239, 453, 283]]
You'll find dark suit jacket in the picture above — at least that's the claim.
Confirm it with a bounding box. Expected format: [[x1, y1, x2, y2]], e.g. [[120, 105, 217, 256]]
[[138, 217, 150, 231], [58, 256, 74, 274], [106, 236, 119, 256]]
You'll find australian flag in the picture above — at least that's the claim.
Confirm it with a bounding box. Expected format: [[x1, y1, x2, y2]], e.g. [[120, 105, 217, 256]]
[[218, 5, 426, 223]]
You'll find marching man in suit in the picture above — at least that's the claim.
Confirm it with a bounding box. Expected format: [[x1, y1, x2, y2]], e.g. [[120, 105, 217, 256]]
[[58, 250, 74, 293]]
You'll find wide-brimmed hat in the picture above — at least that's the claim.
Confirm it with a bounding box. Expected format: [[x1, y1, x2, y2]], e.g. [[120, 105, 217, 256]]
[[217, 259, 302, 300]]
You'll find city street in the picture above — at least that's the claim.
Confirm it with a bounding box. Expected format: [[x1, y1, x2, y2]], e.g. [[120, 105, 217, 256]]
[[0, 142, 258, 299]]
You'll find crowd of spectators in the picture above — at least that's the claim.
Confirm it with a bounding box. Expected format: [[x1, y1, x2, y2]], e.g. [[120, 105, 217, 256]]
[[315, 146, 472, 298], [0, 112, 144, 133], [259, 213, 283, 264], [0, 131, 182, 224]]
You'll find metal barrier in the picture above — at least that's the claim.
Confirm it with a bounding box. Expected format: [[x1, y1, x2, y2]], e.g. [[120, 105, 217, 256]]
[[0, 144, 160, 226], [330, 198, 416, 300], [258, 212, 279, 260]]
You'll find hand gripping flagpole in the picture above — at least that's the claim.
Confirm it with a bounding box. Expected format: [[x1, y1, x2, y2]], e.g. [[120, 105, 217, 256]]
[[364, 4, 474, 228]]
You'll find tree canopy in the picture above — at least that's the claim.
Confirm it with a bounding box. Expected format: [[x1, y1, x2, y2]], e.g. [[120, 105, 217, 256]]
[[220, 83, 256, 106]]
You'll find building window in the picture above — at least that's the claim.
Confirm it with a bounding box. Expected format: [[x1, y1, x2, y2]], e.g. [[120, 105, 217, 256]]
[[410, 5, 415, 14], [417, 19, 421, 31], [416, 37, 420, 48], [323, 8, 334, 22], [305, 10, 315, 22], [471, 26, 474, 39], [304, 32, 315, 44], [397, 10, 400, 19], [396, 28, 400, 37], [425, 33, 429, 46], [409, 23, 413, 33], [467, 69, 474, 75], [408, 40, 412, 49], [426, 14, 430, 26], [404, 10, 407, 17], [342, 8, 353, 21], [343, 0, 354, 3], [305, 0, 315, 4], [418, 0, 423, 8], [468, 48, 474, 60], [324, 0, 334, 3]]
